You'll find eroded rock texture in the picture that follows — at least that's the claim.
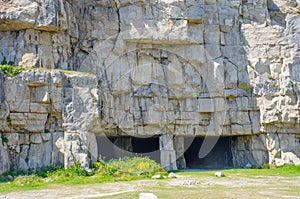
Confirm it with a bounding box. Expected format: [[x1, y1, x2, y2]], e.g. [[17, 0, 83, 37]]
[[0, 0, 300, 172]]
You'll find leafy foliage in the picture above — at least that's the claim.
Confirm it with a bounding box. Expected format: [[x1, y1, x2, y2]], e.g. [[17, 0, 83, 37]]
[[1, 134, 8, 144], [0, 157, 167, 191], [0, 64, 25, 76], [0, 59, 25, 76], [267, 74, 275, 81], [6, 115, 11, 123], [102, 157, 167, 177]]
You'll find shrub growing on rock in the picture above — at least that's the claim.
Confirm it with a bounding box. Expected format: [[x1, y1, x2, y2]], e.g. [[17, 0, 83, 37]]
[[0, 62, 25, 76]]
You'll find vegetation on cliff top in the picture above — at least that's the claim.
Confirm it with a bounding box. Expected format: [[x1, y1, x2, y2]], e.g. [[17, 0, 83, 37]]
[[0, 59, 25, 76], [0, 58, 94, 77]]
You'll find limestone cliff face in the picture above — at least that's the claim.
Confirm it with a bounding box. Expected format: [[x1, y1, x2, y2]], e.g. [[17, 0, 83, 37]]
[[0, 0, 300, 172], [0, 69, 98, 170]]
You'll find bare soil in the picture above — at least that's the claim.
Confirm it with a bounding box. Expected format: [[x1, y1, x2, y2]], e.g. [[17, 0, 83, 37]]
[[1, 173, 300, 199]]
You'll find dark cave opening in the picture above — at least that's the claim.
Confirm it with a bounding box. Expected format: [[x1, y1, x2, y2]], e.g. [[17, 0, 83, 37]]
[[184, 136, 234, 169], [96, 136, 160, 163]]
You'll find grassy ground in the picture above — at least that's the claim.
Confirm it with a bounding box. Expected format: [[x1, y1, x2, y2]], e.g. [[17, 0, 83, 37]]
[[101, 165, 300, 199], [0, 164, 299, 198], [0, 157, 167, 193]]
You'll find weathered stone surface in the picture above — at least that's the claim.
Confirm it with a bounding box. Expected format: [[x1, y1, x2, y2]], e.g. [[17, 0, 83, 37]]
[[0, 0, 68, 31], [0, 0, 300, 172], [0, 137, 10, 173], [0, 70, 95, 171], [275, 152, 300, 166]]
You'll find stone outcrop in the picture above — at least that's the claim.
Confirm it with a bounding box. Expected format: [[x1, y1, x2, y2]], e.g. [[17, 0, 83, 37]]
[[0, 69, 98, 170], [0, 0, 300, 172], [0, 136, 10, 173]]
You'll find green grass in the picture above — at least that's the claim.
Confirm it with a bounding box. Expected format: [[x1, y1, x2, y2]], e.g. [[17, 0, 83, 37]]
[[0, 164, 299, 198], [0, 157, 167, 193], [179, 164, 300, 178]]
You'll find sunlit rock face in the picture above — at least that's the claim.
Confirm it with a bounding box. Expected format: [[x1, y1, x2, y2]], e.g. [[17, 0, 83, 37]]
[[0, 0, 300, 172]]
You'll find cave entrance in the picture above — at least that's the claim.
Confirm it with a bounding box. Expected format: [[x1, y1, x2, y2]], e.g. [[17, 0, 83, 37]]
[[184, 136, 234, 169], [96, 136, 160, 163]]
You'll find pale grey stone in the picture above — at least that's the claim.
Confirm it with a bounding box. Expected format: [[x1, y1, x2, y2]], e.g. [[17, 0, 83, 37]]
[[0, 138, 10, 173], [168, 172, 177, 178], [139, 193, 158, 199], [0, 0, 300, 173], [215, 172, 225, 177], [30, 134, 42, 144]]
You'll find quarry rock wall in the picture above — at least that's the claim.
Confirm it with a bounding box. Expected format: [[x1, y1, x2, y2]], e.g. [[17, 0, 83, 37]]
[[0, 0, 300, 172]]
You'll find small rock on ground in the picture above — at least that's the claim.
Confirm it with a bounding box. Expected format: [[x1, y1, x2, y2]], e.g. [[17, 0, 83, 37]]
[[168, 172, 177, 178], [215, 172, 225, 177], [139, 193, 158, 199], [151, 175, 161, 179]]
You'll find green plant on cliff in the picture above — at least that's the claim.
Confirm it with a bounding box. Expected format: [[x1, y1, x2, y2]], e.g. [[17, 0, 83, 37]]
[[267, 74, 275, 81], [291, 80, 296, 90], [0, 58, 25, 76], [277, 85, 281, 91], [0, 62, 25, 76], [1, 134, 8, 144], [6, 114, 11, 123]]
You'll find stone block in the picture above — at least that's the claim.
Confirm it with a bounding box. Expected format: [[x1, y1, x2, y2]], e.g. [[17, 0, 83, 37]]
[[41, 133, 52, 142], [30, 103, 49, 113], [160, 150, 177, 171], [250, 111, 260, 133], [0, 140, 10, 173], [10, 113, 26, 126], [205, 44, 221, 60], [204, 25, 220, 44], [186, 4, 204, 24], [30, 86, 50, 103], [231, 124, 252, 135], [250, 135, 267, 151], [236, 97, 250, 111], [188, 24, 204, 43], [28, 142, 52, 169], [160, 134, 174, 151], [185, 45, 206, 64], [4, 133, 20, 148], [224, 61, 238, 89], [5, 79, 30, 112], [19, 134, 30, 145], [25, 113, 48, 132], [214, 98, 225, 112], [168, 6, 181, 19], [30, 134, 42, 144], [198, 99, 214, 112], [230, 110, 250, 125]]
